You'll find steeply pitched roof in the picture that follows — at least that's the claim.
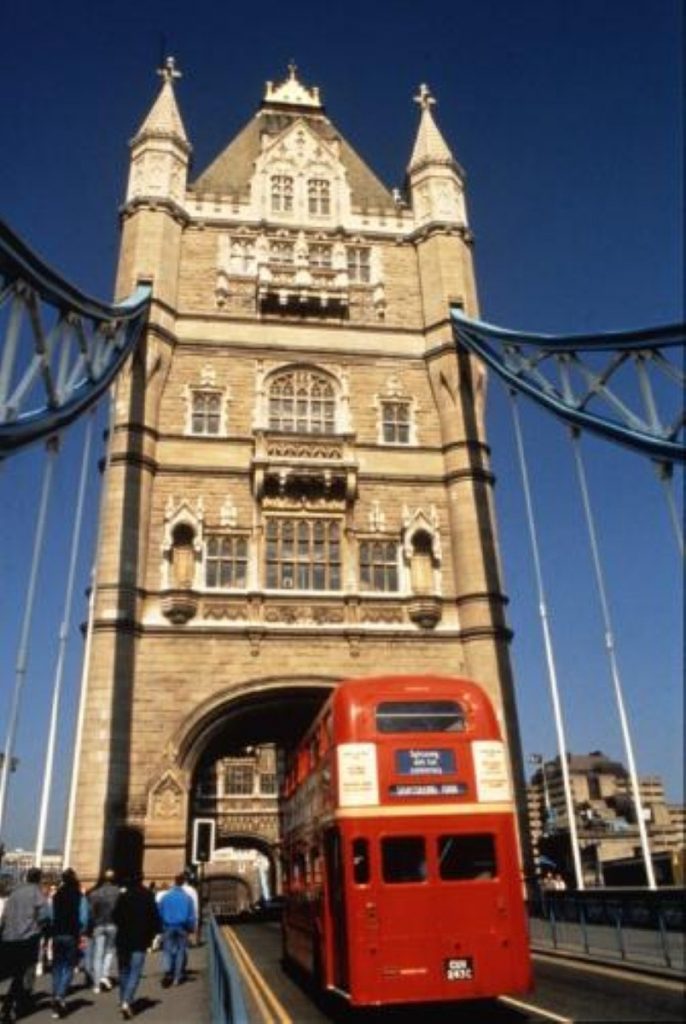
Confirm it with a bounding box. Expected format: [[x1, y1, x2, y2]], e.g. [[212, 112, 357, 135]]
[[190, 108, 394, 209]]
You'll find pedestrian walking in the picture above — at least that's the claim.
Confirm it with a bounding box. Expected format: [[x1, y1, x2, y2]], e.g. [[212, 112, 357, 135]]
[[181, 873, 200, 947], [112, 873, 160, 1020], [49, 869, 90, 1019], [87, 869, 120, 993], [0, 868, 48, 1022], [158, 874, 196, 987]]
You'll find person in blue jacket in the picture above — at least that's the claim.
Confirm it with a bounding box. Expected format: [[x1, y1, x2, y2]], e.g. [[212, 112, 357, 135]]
[[49, 869, 90, 1019], [158, 874, 196, 987]]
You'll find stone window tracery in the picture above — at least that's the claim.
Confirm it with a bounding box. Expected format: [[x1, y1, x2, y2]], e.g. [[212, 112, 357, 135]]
[[205, 535, 249, 589], [191, 391, 222, 435], [309, 244, 332, 269], [271, 175, 294, 213], [347, 246, 371, 283], [229, 238, 256, 275], [268, 369, 336, 434], [359, 540, 399, 592], [381, 400, 411, 444], [308, 178, 331, 215], [265, 517, 341, 590], [269, 240, 294, 265]]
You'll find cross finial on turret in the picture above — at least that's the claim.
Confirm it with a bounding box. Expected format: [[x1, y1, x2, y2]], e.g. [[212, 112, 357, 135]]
[[414, 83, 436, 111], [158, 56, 182, 85]]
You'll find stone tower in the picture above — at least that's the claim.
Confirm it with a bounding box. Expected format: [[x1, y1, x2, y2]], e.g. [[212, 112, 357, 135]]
[[66, 62, 530, 881]]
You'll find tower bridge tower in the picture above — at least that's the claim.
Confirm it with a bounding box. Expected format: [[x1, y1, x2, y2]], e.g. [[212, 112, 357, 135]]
[[67, 62, 530, 881]]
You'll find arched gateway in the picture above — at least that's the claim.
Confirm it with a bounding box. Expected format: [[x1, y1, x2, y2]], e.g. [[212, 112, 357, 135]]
[[65, 63, 531, 883]]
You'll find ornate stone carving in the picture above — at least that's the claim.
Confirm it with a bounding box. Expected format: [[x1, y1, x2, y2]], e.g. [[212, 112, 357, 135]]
[[150, 774, 184, 820], [202, 602, 249, 621], [360, 605, 404, 624], [263, 604, 345, 625]]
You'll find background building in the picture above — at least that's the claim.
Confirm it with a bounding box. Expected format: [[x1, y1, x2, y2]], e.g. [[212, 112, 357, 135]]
[[527, 751, 686, 886]]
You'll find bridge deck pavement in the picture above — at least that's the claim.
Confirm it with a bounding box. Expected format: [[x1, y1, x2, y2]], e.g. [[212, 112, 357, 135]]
[[24, 944, 209, 1023]]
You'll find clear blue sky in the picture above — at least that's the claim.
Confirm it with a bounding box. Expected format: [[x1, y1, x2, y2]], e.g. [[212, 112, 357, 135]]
[[0, 0, 683, 850]]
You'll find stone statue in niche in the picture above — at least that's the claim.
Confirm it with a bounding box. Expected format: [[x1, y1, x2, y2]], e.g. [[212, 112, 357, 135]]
[[410, 530, 434, 595], [171, 523, 195, 588]]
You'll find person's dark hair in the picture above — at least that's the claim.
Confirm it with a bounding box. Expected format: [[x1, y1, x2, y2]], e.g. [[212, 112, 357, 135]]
[[174, 872, 186, 886], [61, 868, 80, 888], [26, 867, 43, 884]]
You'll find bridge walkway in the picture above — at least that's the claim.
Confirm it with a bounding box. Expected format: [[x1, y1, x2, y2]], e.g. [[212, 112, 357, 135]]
[[24, 944, 209, 1023]]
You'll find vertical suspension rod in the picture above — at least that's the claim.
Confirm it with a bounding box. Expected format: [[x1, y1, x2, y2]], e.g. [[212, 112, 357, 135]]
[[655, 462, 684, 558], [0, 436, 59, 832], [509, 391, 585, 890], [35, 412, 94, 867], [570, 428, 657, 889], [63, 396, 115, 864]]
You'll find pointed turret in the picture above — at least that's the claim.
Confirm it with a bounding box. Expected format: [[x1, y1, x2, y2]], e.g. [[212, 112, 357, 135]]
[[408, 84, 456, 171], [406, 84, 467, 229], [125, 57, 191, 207]]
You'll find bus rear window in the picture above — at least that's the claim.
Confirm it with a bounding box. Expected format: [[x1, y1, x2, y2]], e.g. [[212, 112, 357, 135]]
[[376, 700, 466, 733], [438, 834, 497, 880], [381, 837, 427, 883]]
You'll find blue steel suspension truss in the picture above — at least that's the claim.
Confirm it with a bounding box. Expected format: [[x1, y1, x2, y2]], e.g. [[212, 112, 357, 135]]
[[451, 308, 686, 464], [0, 218, 151, 455]]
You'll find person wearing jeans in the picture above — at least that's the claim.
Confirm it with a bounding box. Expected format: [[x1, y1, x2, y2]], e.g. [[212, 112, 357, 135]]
[[112, 874, 160, 1020], [87, 870, 120, 992], [50, 869, 90, 1019], [158, 874, 196, 986]]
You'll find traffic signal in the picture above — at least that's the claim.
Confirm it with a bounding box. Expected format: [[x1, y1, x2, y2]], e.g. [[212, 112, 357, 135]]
[[193, 819, 214, 864]]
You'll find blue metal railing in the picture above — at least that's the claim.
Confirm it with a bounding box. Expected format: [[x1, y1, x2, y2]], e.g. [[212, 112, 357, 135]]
[[207, 914, 250, 1024], [529, 890, 685, 972], [0, 217, 151, 454]]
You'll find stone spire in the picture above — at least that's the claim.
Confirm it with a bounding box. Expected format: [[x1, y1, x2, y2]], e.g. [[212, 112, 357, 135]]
[[408, 84, 456, 171], [133, 57, 190, 146], [406, 84, 467, 229], [126, 57, 191, 207]]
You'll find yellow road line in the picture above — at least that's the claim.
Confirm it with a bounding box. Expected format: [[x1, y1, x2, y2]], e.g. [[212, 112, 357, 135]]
[[222, 926, 276, 1024], [222, 925, 293, 1024], [499, 995, 574, 1022]]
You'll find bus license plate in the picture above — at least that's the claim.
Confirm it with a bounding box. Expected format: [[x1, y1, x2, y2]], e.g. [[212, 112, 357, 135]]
[[444, 957, 474, 981]]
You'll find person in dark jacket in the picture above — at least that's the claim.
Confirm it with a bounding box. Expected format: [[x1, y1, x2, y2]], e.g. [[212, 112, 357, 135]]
[[112, 874, 160, 1020], [0, 868, 48, 1022], [50, 869, 90, 1019], [87, 869, 119, 993]]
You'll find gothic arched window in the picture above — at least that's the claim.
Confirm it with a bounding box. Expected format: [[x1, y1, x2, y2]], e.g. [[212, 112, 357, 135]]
[[268, 369, 336, 434], [308, 178, 331, 216], [271, 175, 294, 213]]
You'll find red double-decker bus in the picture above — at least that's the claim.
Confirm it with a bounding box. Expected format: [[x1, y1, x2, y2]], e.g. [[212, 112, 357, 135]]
[[280, 674, 532, 1007]]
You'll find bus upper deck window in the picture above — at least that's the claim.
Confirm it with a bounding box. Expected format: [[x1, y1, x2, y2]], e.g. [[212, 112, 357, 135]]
[[381, 837, 427, 883], [352, 838, 370, 884], [376, 700, 466, 733], [438, 834, 497, 880]]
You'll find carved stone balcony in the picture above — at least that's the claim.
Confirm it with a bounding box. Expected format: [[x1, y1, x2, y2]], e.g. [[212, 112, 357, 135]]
[[256, 263, 349, 316], [252, 431, 358, 505]]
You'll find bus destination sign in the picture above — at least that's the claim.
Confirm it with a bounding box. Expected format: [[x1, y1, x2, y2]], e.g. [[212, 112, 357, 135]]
[[389, 782, 467, 797], [396, 748, 455, 775]]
